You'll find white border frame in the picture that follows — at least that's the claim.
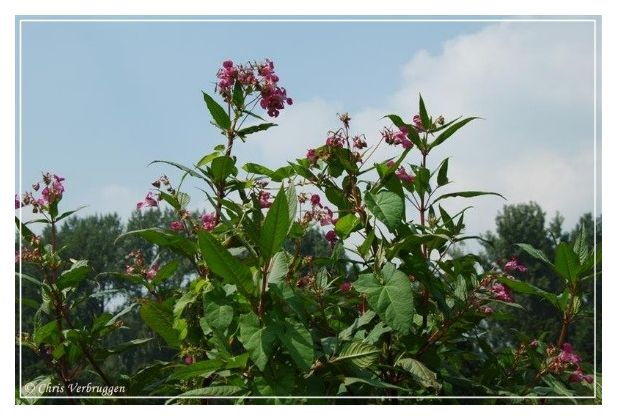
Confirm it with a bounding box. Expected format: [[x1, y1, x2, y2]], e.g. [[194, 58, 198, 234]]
[[15, 15, 600, 402]]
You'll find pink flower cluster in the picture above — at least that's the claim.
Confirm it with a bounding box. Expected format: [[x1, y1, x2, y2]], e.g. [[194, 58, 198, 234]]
[[504, 256, 527, 273], [16, 173, 66, 213], [125, 250, 159, 281], [413, 115, 425, 132], [555, 343, 593, 384], [381, 126, 413, 149], [202, 212, 218, 231], [136, 192, 159, 210], [216, 59, 292, 117], [258, 190, 272, 208], [169, 220, 183, 231], [340, 281, 352, 293], [301, 194, 337, 227], [490, 282, 515, 303]]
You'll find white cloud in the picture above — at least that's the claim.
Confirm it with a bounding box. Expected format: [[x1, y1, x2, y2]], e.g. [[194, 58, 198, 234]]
[[239, 22, 596, 242]]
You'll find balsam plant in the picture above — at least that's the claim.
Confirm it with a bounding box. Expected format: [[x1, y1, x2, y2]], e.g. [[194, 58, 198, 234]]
[[16, 58, 600, 402]]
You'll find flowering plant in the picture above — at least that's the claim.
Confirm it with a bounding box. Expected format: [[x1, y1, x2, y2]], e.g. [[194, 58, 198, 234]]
[[16, 59, 599, 402]]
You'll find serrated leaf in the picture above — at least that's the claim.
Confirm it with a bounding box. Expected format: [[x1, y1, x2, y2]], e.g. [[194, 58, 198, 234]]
[[57, 260, 89, 290], [210, 156, 237, 183], [237, 123, 277, 138], [267, 252, 289, 285], [168, 359, 225, 381], [517, 243, 552, 266], [428, 117, 478, 151], [197, 230, 254, 296], [140, 300, 180, 348], [202, 91, 230, 129], [335, 213, 360, 238], [176, 386, 244, 397], [497, 276, 559, 309], [353, 263, 414, 334], [260, 188, 290, 259], [418, 94, 431, 131], [238, 313, 277, 371], [364, 190, 404, 232], [432, 190, 505, 204], [333, 340, 380, 368], [554, 243, 581, 283], [396, 358, 441, 390], [273, 319, 314, 370], [203, 302, 233, 331]]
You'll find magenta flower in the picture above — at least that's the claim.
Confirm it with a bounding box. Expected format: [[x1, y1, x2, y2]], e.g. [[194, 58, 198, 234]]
[[137, 192, 159, 210], [310, 194, 321, 207], [306, 149, 318, 165], [325, 230, 337, 245], [169, 220, 183, 232], [258, 190, 272, 208], [183, 355, 195, 365], [145, 264, 159, 281], [413, 114, 425, 132], [202, 213, 218, 231], [490, 282, 515, 303], [15, 194, 21, 209], [396, 167, 415, 184], [504, 256, 527, 273], [481, 306, 493, 315], [568, 368, 594, 384], [319, 206, 335, 226], [340, 281, 352, 293], [558, 342, 582, 366]]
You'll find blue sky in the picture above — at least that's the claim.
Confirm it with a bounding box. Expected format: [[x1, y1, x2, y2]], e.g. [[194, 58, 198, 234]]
[[17, 18, 600, 240]]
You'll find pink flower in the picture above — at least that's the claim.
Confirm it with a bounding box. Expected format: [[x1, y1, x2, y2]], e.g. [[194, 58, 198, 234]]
[[258, 190, 272, 208], [413, 114, 425, 132], [530, 339, 539, 349], [568, 368, 593, 384], [490, 282, 515, 303], [481, 306, 493, 315], [558, 342, 582, 366], [396, 167, 415, 183], [504, 256, 527, 273], [352, 136, 367, 149], [137, 192, 159, 210], [401, 138, 413, 149], [319, 207, 334, 226], [183, 355, 195, 365], [310, 194, 321, 207], [145, 264, 159, 280], [306, 149, 318, 165], [386, 160, 396, 168], [169, 220, 183, 231], [15, 194, 21, 209], [340, 281, 352, 293], [202, 212, 218, 231], [325, 230, 337, 245]]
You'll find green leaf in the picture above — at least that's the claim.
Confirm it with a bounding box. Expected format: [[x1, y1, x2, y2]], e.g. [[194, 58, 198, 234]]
[[437, 158, 449, 186], [428, 117, 478, 151], [210, 156, 237, 183], [57, 260, 89, 290], [238, 313, 277, 371], [432, 190, 505, 204], [150, 260, 180, 287], [176, 386, 244, 397], [56, 206, 87, 222], [197, 230, 254, 296], [237, 123, 277, 138], [418, 94, 431, 131], [202, 91, 230, 130], [273, 319, 314, 370], [497, 276, 559, 309], [517, 243, 553, 266], [107, 338, 153, 354], [196, 150, 222, 167], [203, 302, 233, 331], [34, 321, 58, 345], [168, 359, 224, 381], [285, 183, 298, 226], [353, 263, 414, 334], [140, 300, 180, 348], [364, 190, 404, 232], [267, 252, 289, 285], [335, 213, 360, 239], [260, 188, 290, 259], [117, 228, 197, 259], [396, 358, 441, 390], [332, 341, 380, 368], [232, 80, 244, 108], [554, 243, 581, 283], [573, 225, 589, 265], [243, 162, 273, 177]]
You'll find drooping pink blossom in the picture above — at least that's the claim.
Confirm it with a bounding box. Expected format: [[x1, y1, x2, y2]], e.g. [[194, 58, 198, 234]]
[[490, 282, 515, 303], [481, 306, 493, 316], [310, 194, 321, 207], [145, 264, 159, 281], [396, 167, 415, 183], [568, 368, 594, 384], [258, 190, 272, 208], [169, 220, 183, 232], [306, 149, 318, 165], [504, 256, 527, 273], [202, 212, 218, 231], [413, 114, 425, 132], [340, 281, 352, 293], [136, 192, 159, 210], [325, 230, 337, 245], [558, 342, 582, 366], [15, 194, 21, 209], [530, 339, 539, 349], [183, 355, 195, 365]]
